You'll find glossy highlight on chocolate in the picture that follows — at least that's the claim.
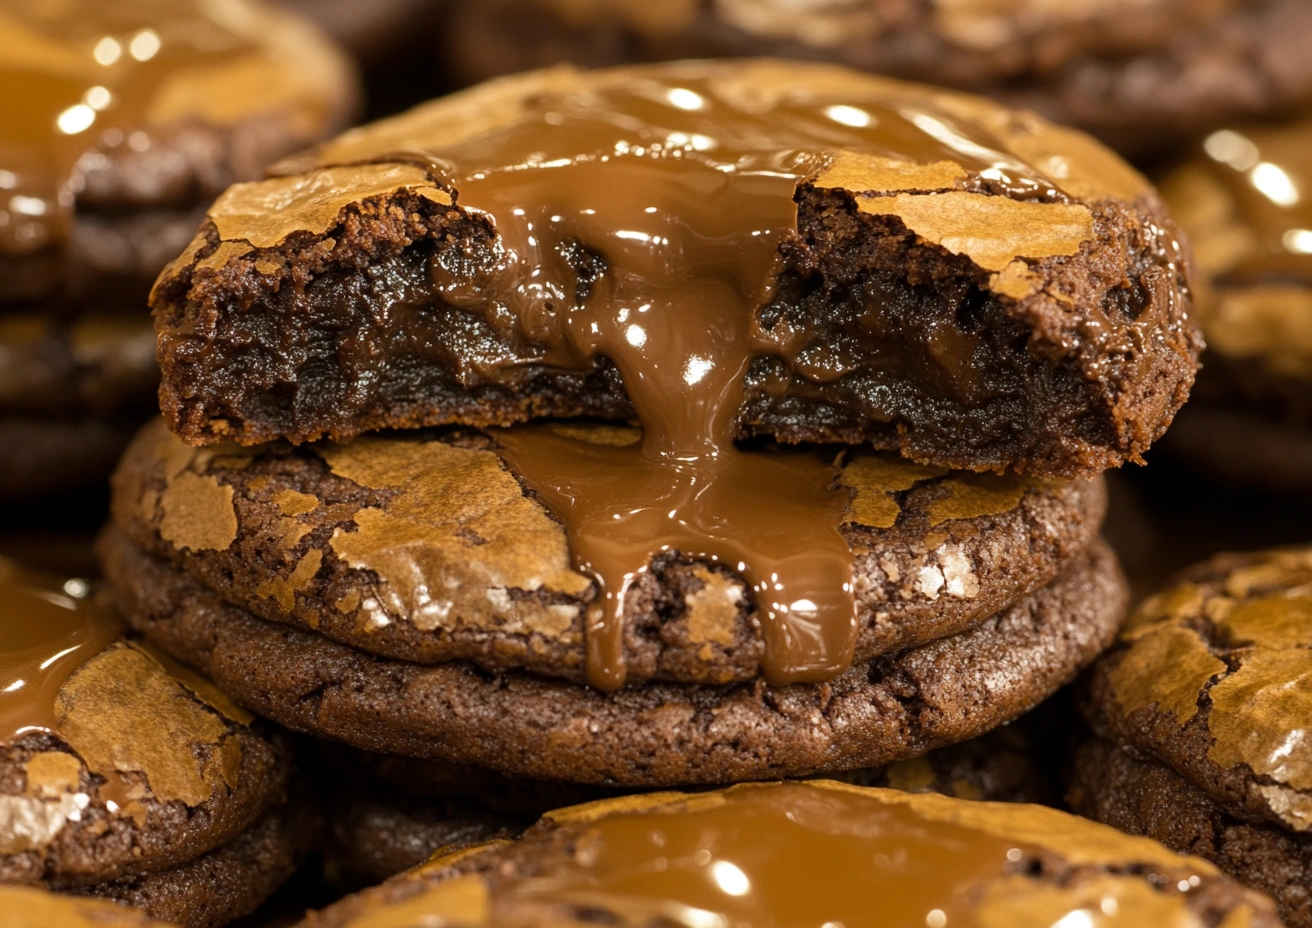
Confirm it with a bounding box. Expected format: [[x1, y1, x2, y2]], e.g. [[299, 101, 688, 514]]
[[0, 557, 121, 746], [381, 65, 1082, 689]]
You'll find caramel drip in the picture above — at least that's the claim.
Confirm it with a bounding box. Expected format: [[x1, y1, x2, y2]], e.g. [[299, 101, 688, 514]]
[[0, 0, 265, 261], [496, 783, 1162, 926], [1201, 123, 1312, 281], [410, 69, 1068, 690], [0, 558, 132, 805]]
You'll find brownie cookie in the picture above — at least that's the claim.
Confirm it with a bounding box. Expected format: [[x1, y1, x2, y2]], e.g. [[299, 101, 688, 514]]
[[1076, 547, 1312, 926], [100, 525, 1124, 786], [300, 781, 1280, 928], [328, 719, 1061, 882], [442, 0, 1312, 153], [153, 59, 1197, 479], [1158, 116, 1312, 491], [110, 419, 1106, 686], [0, 556, 304, 926], [1070, 737, 1312, 928], [0, 0, 359, 498]]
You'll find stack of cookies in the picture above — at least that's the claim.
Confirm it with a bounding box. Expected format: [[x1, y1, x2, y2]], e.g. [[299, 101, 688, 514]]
[[1071, 546, 1312, 928], [0, 0, 357, 500], [0, 557, 310, 927], [97, 57, 1203, 886]]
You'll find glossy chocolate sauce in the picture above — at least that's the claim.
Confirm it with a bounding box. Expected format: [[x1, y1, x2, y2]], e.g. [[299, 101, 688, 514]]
[[491, 783, 1189, 927], [409, 68, 1068, 690], [0, 559, 120, 745], [1200, 122, 1312, 282]]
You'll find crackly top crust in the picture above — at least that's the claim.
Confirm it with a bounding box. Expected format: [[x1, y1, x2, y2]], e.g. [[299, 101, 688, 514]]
[[1086, 546, 1312, 836], [0, 557, 289, 885], [110, 418, 1104, 686], [151, 59, 1197, 478], [299, 781, 1277, 928]]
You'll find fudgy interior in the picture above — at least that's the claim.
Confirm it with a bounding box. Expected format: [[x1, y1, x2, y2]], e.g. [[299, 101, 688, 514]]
[[156, 184, 1196, 477]]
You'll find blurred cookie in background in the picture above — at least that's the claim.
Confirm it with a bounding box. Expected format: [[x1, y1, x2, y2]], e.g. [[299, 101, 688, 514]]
[[275, 0, 447, 116], [1072, 547, 1312, 928], [1158, 114, 1312, 493], [0, 0, 358, 502], [440, 0, 1312, 153]]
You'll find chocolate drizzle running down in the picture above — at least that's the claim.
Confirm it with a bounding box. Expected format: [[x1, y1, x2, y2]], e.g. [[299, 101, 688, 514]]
[[0, 558, 121, 747], [381, 69, 1070, 689]]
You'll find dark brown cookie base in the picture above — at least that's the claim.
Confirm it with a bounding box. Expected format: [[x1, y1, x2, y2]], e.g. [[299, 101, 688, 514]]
[[1068, 735, 1312, 928], [100, 528, 1125, 786], [66, 794, 319, 928]]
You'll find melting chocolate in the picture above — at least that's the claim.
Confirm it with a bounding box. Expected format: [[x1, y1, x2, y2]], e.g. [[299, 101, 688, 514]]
[[0, 558, 121, 742], [380, 66, 1084, 690], [439, 782, 1213, 927]]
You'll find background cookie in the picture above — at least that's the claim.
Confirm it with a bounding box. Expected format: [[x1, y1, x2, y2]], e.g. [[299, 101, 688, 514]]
[[152, 59, 1196, 478], [102, 528, 1123, 786], [300, 781, 1280, 928], [111, 420, 1106, 686], [440, 0, 1312, 153], [1077, 547, 1312, 927], [1158, 115, 1312, 492], [0, 557, 300, 925], [1069, 736, 1312, 928], [0, 0, 360, 499]]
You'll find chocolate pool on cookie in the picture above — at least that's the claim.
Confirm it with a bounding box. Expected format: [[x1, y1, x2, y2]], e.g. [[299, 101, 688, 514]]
[[0, 557, 312, 928], [1072, 546, 1312, 928], [1158, 115, 1312, 493], [300, 781, 1280, 928], [325, 718, 1062, 882]]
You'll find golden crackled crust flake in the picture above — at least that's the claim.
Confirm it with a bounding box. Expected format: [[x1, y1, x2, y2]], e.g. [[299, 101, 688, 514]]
[[1106, 547, 1312, 831], [159, 59, 1151, 305]]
